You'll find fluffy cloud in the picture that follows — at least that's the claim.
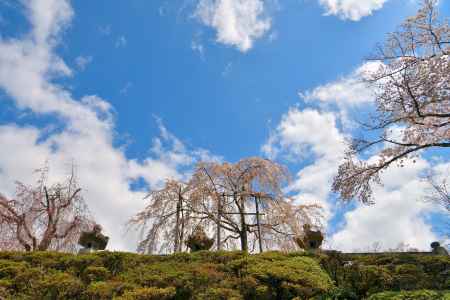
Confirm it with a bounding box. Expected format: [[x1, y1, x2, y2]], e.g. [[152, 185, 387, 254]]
[[0, 0, 217, 251], [0, 121, 207, 251], [75, 55, 93, 71], [300, 62, 380, 128], [264, 64, 445, 251], [192, 0, 389, 52], [263, 108, 347, 222], [329, 158, 439, 252], [195, 0, 271, 52], [318, 0, 389, 21], [301, 62, 379, 107], [263, 108, 346, 161]]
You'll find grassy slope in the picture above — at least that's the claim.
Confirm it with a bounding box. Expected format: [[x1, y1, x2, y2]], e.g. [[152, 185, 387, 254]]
[[0, 250, 448, 299]]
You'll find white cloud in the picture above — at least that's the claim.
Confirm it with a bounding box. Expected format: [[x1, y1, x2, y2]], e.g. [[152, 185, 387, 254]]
[[75, 55, 93, 71], [318, 0, 389, 21], [27, 0, 73, 44], [263, 108, 347, 222], [301, 62, 379, 107], [300, 62, 380, 128], [329, 158, 439, 252], [195, 0, 271, 52], [0, 121, 204, 251], [293, 63, 445, 250], [191, 39, 205, 58], [0, 0, 218, 252], [265, 74, 445, 251], [263, 108, 346, 161]]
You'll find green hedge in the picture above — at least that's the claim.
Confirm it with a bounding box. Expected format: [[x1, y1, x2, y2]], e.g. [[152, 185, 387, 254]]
[[0, 251, 332, 300], [318, 252, 449, 299], [367, 290, 450, 300], [0, 251, 448, 299]]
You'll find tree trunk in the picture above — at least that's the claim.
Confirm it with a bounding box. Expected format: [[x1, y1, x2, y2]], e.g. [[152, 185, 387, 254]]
[[255, 196, 263, 253], [174, 194, 182, 253], [239, 193, 248, 252], [216, 194, 222, 251], [239, 227, 248, 252]]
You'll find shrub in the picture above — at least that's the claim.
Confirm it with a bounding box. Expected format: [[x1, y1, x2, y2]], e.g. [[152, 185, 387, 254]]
[[96, 251, 125, 275], [392, 264, 425, 290], [367, 290, 450, 300], [85, 281, 135, 300], [0, 250, 448, 300], [117, 287, 176, 300], [246, 256, 333, 299], [194, 287, 243, 300], [343, 264, 393, 297], [37, 272, 84, 299], [82, 266, 111, 283]]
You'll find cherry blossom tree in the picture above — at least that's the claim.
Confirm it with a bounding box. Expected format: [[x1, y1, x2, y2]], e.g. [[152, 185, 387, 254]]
[[189, 157, 321, 252], [0, 165, 93, 252], [131, 157, 321, 254], [333, 0, 449, 204], [128, 179, 197, 254]]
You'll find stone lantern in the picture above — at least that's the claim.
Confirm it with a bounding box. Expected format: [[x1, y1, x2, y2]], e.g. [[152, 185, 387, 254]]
[[431, 241, 448, 256], [186, 226, 214, 252], [78, 224, 109, 253], [294, 224, 324, 251]]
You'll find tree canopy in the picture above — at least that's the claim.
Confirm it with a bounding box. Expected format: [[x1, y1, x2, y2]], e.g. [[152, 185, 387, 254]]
[[0, 166, 93, 252], [333, 0, 449, 204], [131, 157, 322, 254]]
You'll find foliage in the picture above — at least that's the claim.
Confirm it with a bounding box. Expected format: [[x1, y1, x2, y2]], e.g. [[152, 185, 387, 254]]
[[190, 157, 321, 252], [367, 290, 450, 300], [131, 157, 322, 254], [319, 252, 450, 299], [333, 0, 450, 205], [0, 165, 93, 252], [128, 180, 195, 254], [117, 287, 176, 300], [0, 250, 448, 299], [0, 250, 332, 300]]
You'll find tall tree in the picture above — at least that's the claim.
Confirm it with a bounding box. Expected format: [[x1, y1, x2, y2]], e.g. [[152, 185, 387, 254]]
[[0, 166, 92, 252], [190, 157, 321, 252], [129, 180, 195, 254], [333, 0, 449, 204], [131, 158, 321, 254]]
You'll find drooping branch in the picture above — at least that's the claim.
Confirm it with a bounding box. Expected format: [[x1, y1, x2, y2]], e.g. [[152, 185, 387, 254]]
[[0, 165, 93, 252], [333, 0, 450, 204]]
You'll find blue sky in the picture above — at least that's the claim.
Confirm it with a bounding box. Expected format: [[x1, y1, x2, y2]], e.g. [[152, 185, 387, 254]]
[[0, 0, 448, 252]]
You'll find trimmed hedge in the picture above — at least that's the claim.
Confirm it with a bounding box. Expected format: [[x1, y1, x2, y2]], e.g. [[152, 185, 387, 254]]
[[318, 252, 449, 299], [0, 250, 448, 299], [368, 290, 450, 300], [0, 251, 332, 300]]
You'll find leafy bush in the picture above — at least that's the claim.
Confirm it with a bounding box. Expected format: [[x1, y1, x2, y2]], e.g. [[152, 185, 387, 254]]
[[318, 252, 450, 299], [85, 281, 134, 299], [245, 255, 333, 299], [0, 250, 447, 299], [82, 266, 111, 283], [367, 290, 450, 300], [117, 287, 176, 300], [342, 264, 393, 298], [194, 287, 243, 300], [37, 272, 85, 299]]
